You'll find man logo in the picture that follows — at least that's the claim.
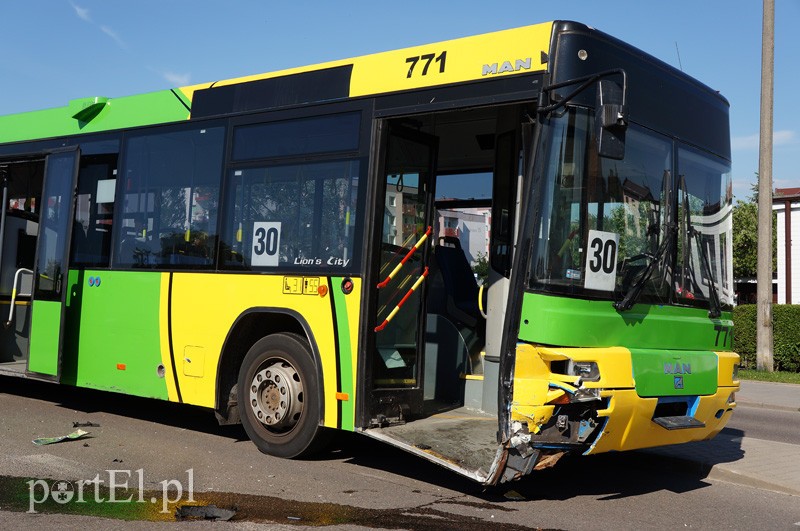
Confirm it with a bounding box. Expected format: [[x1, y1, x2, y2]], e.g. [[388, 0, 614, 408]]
[[674, 376, 684, 389], [481, 58, 532, 76], [664, 362, 692, 375]]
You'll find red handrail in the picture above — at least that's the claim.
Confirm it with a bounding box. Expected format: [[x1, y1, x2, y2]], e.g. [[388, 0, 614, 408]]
[[376, 226, 432, 289]]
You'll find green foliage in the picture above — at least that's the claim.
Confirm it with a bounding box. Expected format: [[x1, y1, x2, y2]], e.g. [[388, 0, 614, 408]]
[[732, 304, 757, 367], [732, 181, 776, 278], [732, 200, 758, 278], [733, 304, 800, 372], [774, 305, 800, 372], [738, 368, 800, 384], [472, 252, 489, 284]]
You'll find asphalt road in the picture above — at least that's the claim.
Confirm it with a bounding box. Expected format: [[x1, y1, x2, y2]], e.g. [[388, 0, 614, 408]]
[[1, 376, 799, 530]]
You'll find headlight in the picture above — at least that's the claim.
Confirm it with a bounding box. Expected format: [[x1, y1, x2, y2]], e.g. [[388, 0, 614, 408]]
[[567, 360, 600, 382], [732, 364, 739, 382]]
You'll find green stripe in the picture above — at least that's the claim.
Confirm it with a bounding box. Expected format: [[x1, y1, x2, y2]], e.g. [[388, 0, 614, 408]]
[[332, 277, 354, 431], [519, 292, 733, 351], [0, 90, 190, 144]]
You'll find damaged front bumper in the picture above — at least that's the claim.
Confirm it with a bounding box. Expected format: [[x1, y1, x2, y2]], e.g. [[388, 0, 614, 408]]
[[495, 343, 739, 483]]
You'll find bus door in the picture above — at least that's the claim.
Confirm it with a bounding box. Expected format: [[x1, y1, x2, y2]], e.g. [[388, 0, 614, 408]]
[[26, 148, 80, 381], [370, 124, 438, 422]]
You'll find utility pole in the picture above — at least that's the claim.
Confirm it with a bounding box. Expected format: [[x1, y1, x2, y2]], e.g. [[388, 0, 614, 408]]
[[757, 0, 774, 372]]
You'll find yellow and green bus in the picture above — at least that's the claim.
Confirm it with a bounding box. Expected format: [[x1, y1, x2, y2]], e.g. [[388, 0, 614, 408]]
[[0, 20, 738, 484]]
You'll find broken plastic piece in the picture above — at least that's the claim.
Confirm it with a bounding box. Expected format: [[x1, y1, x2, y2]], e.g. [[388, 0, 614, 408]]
[[73, 421, 100, 428], [175, 505, 235, 521], [32, 429, 89, 446], [504, 489, 526, 501]]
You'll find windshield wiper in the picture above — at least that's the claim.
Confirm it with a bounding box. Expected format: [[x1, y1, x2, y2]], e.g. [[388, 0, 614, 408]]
[[614, 223, 675, 312], [687, 226, 722, 319], [676, 174, 722, 319]]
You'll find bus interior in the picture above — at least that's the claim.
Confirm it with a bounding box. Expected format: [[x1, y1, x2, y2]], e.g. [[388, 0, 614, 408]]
[[0, 158, 43, 372]]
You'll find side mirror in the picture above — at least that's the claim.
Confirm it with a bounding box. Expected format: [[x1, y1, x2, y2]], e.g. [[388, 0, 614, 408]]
[[595, 79, 627, 160]]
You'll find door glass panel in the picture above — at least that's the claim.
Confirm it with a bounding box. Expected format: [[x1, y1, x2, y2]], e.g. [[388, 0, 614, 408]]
[[70, 154, 117, 267], [35, 151, 77, 299], [375, 132, 434, 388]]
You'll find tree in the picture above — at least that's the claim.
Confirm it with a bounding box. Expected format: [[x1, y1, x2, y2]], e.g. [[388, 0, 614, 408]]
[[472, 252, 489, 284], [733, 199, 759, 278], [732, 180, 776, 279]]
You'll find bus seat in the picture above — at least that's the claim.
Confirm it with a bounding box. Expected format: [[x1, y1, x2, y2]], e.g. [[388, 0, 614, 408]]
[[434, 237, 479, 328]]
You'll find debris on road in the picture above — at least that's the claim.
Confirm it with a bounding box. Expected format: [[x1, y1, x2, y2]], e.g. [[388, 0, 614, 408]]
[[73, 421, 100, 428], [32, 429, 89, 446]]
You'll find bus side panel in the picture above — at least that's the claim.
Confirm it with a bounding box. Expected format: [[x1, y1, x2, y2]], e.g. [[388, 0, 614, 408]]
[[27, 300, 62, 376], [168, 274, 361, 430], [62, 270, 169, 399], [0, 90, 191, 144]]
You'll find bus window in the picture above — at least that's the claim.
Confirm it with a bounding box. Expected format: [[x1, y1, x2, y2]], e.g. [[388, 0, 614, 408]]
[[232, 113, 360, 161], [71, 154, 117, 267], [675, 146, 733, 309], [6, 161, 42, 216], [220, 159, 361, 271], [113, 126, 224, 269]]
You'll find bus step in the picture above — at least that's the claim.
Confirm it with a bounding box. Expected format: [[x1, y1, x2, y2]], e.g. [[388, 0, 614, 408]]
[[652, 415, 706, 430]]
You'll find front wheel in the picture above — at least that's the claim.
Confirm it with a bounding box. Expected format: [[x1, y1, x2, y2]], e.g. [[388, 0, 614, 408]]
[[237, 333, 328, 458]]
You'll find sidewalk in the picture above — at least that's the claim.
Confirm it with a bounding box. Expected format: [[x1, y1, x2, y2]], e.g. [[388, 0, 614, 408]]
[[645, 380, 800, 497], [736, 379, 800, 412]]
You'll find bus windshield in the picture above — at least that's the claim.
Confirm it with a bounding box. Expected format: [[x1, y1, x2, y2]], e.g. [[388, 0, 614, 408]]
[[529, 106, 733, 311]]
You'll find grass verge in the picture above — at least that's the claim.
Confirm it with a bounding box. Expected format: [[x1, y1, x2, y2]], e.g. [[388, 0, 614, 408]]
[[738, 368, 800, 385]]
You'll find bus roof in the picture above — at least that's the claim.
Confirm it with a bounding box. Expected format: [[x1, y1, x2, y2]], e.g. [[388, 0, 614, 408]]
[[0, 22, 555, 144]]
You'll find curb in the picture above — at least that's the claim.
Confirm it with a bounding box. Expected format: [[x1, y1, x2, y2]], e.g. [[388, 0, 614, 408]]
[[643, 451, 800, 498], [706, 464, 800, 497]]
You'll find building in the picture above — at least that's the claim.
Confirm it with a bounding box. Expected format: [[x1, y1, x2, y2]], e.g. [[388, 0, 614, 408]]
[[774, 187, 800, 304], [383, 178, 490, 270], [437, 207, 490, 265]]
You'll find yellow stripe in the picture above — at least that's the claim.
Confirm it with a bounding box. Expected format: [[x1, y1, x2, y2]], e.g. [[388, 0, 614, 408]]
[[178, 22, 553, 104], [384, 305, 401, 325], [410, 273, 426, 291], [384, 261, 405, 284]]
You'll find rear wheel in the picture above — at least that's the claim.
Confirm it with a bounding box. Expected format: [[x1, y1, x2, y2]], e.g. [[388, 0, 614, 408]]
[[237, 333, 327, 458]]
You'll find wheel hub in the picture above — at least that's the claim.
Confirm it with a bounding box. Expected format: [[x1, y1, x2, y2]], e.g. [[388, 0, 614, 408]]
[[248, 360, 303, 430]]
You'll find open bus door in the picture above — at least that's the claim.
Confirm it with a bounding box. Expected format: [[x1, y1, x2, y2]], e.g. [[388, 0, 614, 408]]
[[369, 123, 438, 423], [26, 148, 80, 381]]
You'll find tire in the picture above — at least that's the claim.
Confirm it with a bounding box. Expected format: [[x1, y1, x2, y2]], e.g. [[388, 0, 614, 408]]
[[237, 333, 328, 458]]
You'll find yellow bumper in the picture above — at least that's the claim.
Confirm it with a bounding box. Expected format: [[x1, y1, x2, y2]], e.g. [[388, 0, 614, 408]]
[[587, 386, 737, 453]]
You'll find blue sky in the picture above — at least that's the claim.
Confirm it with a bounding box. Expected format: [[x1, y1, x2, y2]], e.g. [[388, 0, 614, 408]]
[[1, 1, 797, 201]]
